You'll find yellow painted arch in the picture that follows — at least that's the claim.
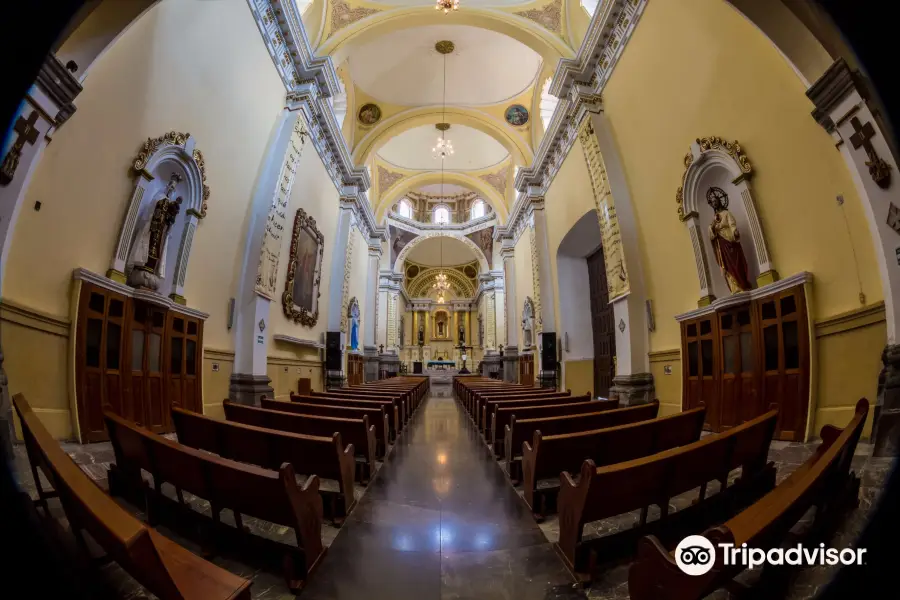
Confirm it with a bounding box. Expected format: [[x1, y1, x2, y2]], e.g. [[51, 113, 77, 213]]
[[318, 7, 574, 66], [354, 106, 533, 170], [376, 170, 509, 223]]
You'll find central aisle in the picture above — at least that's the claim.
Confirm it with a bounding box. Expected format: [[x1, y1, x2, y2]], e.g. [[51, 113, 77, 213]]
[[301, 394, 586, 600]]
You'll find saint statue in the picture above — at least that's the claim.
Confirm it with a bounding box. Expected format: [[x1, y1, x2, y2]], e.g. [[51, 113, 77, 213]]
[[349, 302, 360, 351], [458, 321, 465, 345], [522, 299, 535, 348], [418, 323, 425, 346], [128, 173, 183, 291], [707, 187, 752, 293]]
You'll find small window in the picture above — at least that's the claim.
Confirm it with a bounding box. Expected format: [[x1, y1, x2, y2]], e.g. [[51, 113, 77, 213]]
[[433, 205, 450, 225], [109, 299, 124, 318], [764, 325, 779, 371], [700, 319, 712, 336], [88, 292, 105, 314], [106, 323, 121, 370], [761, 301, 777, 320], [470, 199, 485, 220], [781, 295, 797, 317], [398, 199, 413, 219]]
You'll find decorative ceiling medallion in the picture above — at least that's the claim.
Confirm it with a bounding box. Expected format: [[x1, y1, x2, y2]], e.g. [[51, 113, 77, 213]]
[[358, 103, 382, 126], [436, 123, 451, 132], [514, 0, 562, 34], [435, 40, 456, 54], [330, 0, 380, 37], [505, 104, 529, 127], [435, 0, 459, 15], [378, 165, 404, 193]]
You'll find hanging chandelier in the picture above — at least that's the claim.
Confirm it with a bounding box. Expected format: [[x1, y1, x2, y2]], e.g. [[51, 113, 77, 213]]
[[433, 271, 450, 292], [435, 0, 459, 14], [432, 42, 455, 161]]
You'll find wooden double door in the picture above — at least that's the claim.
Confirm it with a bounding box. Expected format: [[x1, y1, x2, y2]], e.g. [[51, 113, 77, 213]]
[[518, 354, 535, 386], [587, 247, 616, 398], [75, 282, 203, 442], [347, 354, 364, 386], [681, 284, 809, 441]]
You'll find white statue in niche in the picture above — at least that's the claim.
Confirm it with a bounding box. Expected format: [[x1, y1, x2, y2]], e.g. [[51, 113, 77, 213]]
[[522, 298, 535, 348], [127, 172, 183, 291]]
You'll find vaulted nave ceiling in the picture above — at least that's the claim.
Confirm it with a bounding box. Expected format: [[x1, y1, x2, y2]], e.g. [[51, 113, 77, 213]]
[[300, 0, 594, 217], [346, 25, 541, 107]]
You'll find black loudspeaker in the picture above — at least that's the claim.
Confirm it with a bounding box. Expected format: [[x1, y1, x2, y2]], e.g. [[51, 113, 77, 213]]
[[541, 333, 557, 371], [325, 331, 342, 371]]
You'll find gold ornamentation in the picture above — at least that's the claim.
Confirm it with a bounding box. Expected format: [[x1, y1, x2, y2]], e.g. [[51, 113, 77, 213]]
[[407, 190, 477, 203], [676, 137, 751, 221], [329, 0, 379, 37], [514, 0, 562, 34], [131, 132, 210, 218], [480, 166, 509, 197], [340, 225, 357, 332], [529, 225, 543, 335], [378, 165, 404, 193], [435, 41, 455, 54], [282, 208, 324, 327], [435, 122, 451, 132], [406, 266, 477, 297]]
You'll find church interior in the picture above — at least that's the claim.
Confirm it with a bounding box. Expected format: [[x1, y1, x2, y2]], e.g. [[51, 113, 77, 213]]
[[0, 0, 897, 598]]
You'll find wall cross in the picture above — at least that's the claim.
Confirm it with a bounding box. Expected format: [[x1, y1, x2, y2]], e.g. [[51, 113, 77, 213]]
[[0, 111, 41, 186], [849, 116, 892, 189]]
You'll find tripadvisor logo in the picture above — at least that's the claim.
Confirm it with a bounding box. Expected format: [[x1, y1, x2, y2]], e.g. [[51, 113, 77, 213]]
[[675, 535, 716, 576], [674, 535, 868, 576]]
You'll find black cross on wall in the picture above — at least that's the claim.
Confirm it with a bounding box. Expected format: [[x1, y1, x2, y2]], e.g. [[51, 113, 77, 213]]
[[848, 116, 892, 189], [14, 112, 40, 147], [1, 111, 41, 186]]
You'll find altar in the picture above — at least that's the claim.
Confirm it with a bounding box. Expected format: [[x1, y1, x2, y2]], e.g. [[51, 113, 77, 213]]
[[427, 360, 456, 369]]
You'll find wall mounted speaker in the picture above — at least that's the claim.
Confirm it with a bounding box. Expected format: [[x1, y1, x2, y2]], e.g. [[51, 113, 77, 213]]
[[325, 331, 342, 371], [541, 333, 557, 371]]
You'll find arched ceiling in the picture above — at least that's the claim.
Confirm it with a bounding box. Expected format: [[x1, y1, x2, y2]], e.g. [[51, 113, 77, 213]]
[[377, 124, 509, 171], [405, 236, 479, 266], [415, 183, 471, 195], [374, 0, 532, 6], [346, 25, 541, 107]]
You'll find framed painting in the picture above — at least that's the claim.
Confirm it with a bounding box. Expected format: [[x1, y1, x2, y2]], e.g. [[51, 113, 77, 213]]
[[505, 104, 529, 127], [282, 208, 324, 326]]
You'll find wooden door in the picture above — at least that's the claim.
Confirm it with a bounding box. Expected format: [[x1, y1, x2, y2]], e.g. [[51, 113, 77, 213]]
[[123, 301, 167, 432], [166, 312, 203, 419], [757, 287, 809, 440], [75, 283, 127, 442], [586, 247, 615, 398], [718, 305, 759, 430], [682, 315, 719, 431], [518, 354, 535, 386]]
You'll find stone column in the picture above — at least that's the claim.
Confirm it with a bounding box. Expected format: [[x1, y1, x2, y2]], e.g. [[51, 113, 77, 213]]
[[587, 111, 655, 405], [529, 199, 557, 382], [807, 59, 900, 455], [363, 241, 382, 381], [230, 109, 298, 404], [324, 199, 356, 386], [500, 240, 519, 382]]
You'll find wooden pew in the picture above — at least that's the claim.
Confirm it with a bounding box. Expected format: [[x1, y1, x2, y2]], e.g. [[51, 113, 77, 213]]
[[480, 392, 575, 434], [223, 401, 378, 482], [290, 394, 399, 442], [170, 407, 356, 522], [556, 410, 777, 574], [262, 398, 392, 450], [628, 399, 869, 600], [319, 389, 410, 423], [104, 411, 325, 593], [454, 378, 524, 412], [465, 384, 536, 415], [12, 394, 252, 600], [503, 401, 656, 479], [524, 406, 704, 517], [489, 395, 604, 454]]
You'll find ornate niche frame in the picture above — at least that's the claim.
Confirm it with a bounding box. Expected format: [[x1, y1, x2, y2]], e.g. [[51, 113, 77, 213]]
[[676, 137, 777, 306], [108, 131, 210, 303], [282, 208, 325, 326]]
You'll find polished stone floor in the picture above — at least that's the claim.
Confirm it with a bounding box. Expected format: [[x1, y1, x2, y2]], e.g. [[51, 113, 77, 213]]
[[10, 394, 894, 599], [299, 393, 585, 600]]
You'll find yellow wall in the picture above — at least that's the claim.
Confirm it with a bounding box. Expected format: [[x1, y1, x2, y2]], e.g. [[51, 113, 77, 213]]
[[4, 0, 285, 351], [538, 0, 882, 435], [513, 228, 534, 347], [563, 359, 593, 398], [601, 0, 878, 351], [202, 348, 235, 420], [348, 224, 370, 351], [267, 356, 323, 401], [2, 0, 287, 438]]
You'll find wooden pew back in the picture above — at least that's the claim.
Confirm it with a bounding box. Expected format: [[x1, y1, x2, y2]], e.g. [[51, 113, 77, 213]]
[[171, 407, 355, 516], [628, 400, 868, 600], [289, 394, 399, 440], [480, 392, 575, 431], [12, 394, 252, 600], [556, 410, 777, 571], [103, 411, 325, 589], [493, 397, 617, 455]]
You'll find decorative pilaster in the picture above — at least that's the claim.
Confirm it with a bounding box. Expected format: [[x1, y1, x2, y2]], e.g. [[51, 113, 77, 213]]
[[528, 199, 557, 373], [363, 240, 382, 381], [230, 109, 300, 404], [807, 59, 900, 455]]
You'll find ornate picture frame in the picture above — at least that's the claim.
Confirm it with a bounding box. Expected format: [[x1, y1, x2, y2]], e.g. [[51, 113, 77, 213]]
[[282, 208, 324, 327]]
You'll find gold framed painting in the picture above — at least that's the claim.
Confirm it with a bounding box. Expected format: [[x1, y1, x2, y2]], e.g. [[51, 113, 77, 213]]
[[282, 208, 324, 326]]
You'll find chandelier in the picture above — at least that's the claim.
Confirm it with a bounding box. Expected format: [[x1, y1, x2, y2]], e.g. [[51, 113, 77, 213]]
[[433, 271, 450, 292], [432, 42, 454, 161], [435, 0, 459, 14]]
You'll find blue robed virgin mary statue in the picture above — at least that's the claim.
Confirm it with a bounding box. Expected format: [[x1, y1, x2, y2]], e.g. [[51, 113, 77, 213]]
[[348, 299, 360, 351]]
